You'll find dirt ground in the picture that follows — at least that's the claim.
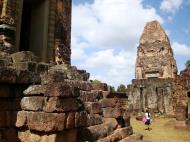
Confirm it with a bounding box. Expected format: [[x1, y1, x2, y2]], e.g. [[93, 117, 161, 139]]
[[131, 117, 190, 142]]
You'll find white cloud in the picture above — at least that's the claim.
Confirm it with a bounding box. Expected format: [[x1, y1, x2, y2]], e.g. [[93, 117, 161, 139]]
[[80, 49, 136, 86], [172, 42, 190, 56], [72, 0, 163, 50], [160, 0, 183, 13], [71, 0, 163, 87]]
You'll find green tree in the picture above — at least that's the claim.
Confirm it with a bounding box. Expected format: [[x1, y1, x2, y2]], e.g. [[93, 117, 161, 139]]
[[91, 79, 102, 85], [185, 60, 190, 68], [117, 84, 127, 93], [110, 86, 116, 92]]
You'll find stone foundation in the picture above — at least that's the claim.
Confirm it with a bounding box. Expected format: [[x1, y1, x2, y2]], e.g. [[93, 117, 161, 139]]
[[16, 64, 134, 142], [128, 78, 174, 115]]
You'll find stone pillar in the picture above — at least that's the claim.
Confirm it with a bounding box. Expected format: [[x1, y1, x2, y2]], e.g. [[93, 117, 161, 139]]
[[0, 0, 19, 54], [54, 0, 72, 65]]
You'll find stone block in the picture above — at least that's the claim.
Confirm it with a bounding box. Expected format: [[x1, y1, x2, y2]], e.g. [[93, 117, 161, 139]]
[[37, 62, 49, 74], [75, 111, 88, 127], [18, 129, 77, 142], [103, 107, 125, 118], [0, 68, 17, 83], [41, 72, 68, 85], [79, 90, 103, 102], [16, 111, 27, 128], [97, 127, 133, 142], [65, 112, 75, 129], [87, 114, 103, 126], [63, 80, 93, 91], [106, 92, 128, 98], [92, 83, 108, 91], [43, 97, 83, 112], [23, 85, 45, 95], [102, 91, 111, 98], [83, 118, 118, 140], [56, 129, 77, 142], [45, 82, 80, 97], [99, 98, 116, 108], [85, 102, 102, 114], [14, 62, 37, 72], [16, 70, 40, 84], [11, 51, 38, 63], [21, 97, 45, 111], [16, 111, 65, 132], [0, 59, 9, 67]]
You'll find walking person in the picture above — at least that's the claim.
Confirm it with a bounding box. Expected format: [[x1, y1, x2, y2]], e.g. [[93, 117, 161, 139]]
[[144, 109, 151, 130]]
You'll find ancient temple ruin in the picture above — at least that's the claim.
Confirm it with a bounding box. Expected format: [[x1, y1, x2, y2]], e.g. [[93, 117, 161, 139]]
[[128, 21, 177, 114], [0, 0, 71, 64], [0, 1, 143, 142], [135, 20, 177, 79]]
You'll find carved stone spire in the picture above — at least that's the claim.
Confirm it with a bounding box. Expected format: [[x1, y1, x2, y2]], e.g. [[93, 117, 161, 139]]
[[135, 20, 177, 79]]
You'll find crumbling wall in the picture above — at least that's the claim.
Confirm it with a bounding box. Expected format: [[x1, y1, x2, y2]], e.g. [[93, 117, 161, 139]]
[[16, 64, 134, 142], [173, 65, 190, 121], [0, 51, 138, 142], [128, 78, 174, 115], [0, 51, 48, 142]]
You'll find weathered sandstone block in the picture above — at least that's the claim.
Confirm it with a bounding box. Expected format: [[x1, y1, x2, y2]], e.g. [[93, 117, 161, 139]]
[[87, 114, 103, 126], [103, 107, 125, 118], [75, 111, 88, 127], [23, 85, 45, 95], [11, 51, 38, 63], [16, 70, 40, 84], [36, 63, 49, 74], [92, 83, 108, 91], [45, 83, 80, 97], [85, 102, 102, 114], [79, 90, 103, 102], [16, 111, 65, 132], [135, 20, 177, 79], [99, 98, 117, 108], [13, 62, 37, 72], [18, 129, 77, 142], [44, 97, 83, 112], [0, 68, 17, 83], [97, 127, 133, 142], [21, 97, 45, 111], [84, 118, 118, 140], [65, 112, 75, 129]]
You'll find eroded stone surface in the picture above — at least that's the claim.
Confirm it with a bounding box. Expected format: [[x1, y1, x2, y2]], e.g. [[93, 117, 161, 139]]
[[135, 20, 177, 79]]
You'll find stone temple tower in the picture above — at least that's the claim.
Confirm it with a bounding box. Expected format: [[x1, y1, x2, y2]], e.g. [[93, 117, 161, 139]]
[[135, 20, 177, 79], [128, 21, 177, 114]]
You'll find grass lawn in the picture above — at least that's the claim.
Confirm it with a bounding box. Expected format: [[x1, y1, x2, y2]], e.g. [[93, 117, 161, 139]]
[[131, 117, 190, 142]]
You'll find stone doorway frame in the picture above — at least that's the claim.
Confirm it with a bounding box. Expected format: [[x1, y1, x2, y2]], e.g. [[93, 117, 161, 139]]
[[0, 0, 71, 64]]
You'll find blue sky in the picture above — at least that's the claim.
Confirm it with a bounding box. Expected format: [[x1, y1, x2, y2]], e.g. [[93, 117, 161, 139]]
[[71, 0, 190, 87]]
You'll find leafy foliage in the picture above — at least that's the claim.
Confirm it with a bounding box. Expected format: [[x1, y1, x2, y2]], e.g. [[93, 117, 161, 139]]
[[91, 79, 102, 85], [110, 86, 116, 92], [117, 84, 127, 93]]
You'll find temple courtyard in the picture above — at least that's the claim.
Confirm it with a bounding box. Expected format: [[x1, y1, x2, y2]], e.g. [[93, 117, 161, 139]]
[[131, 117, 190, 142]]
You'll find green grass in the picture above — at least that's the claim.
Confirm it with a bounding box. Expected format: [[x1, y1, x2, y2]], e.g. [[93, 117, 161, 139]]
[[131, 117, 190, 142]]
